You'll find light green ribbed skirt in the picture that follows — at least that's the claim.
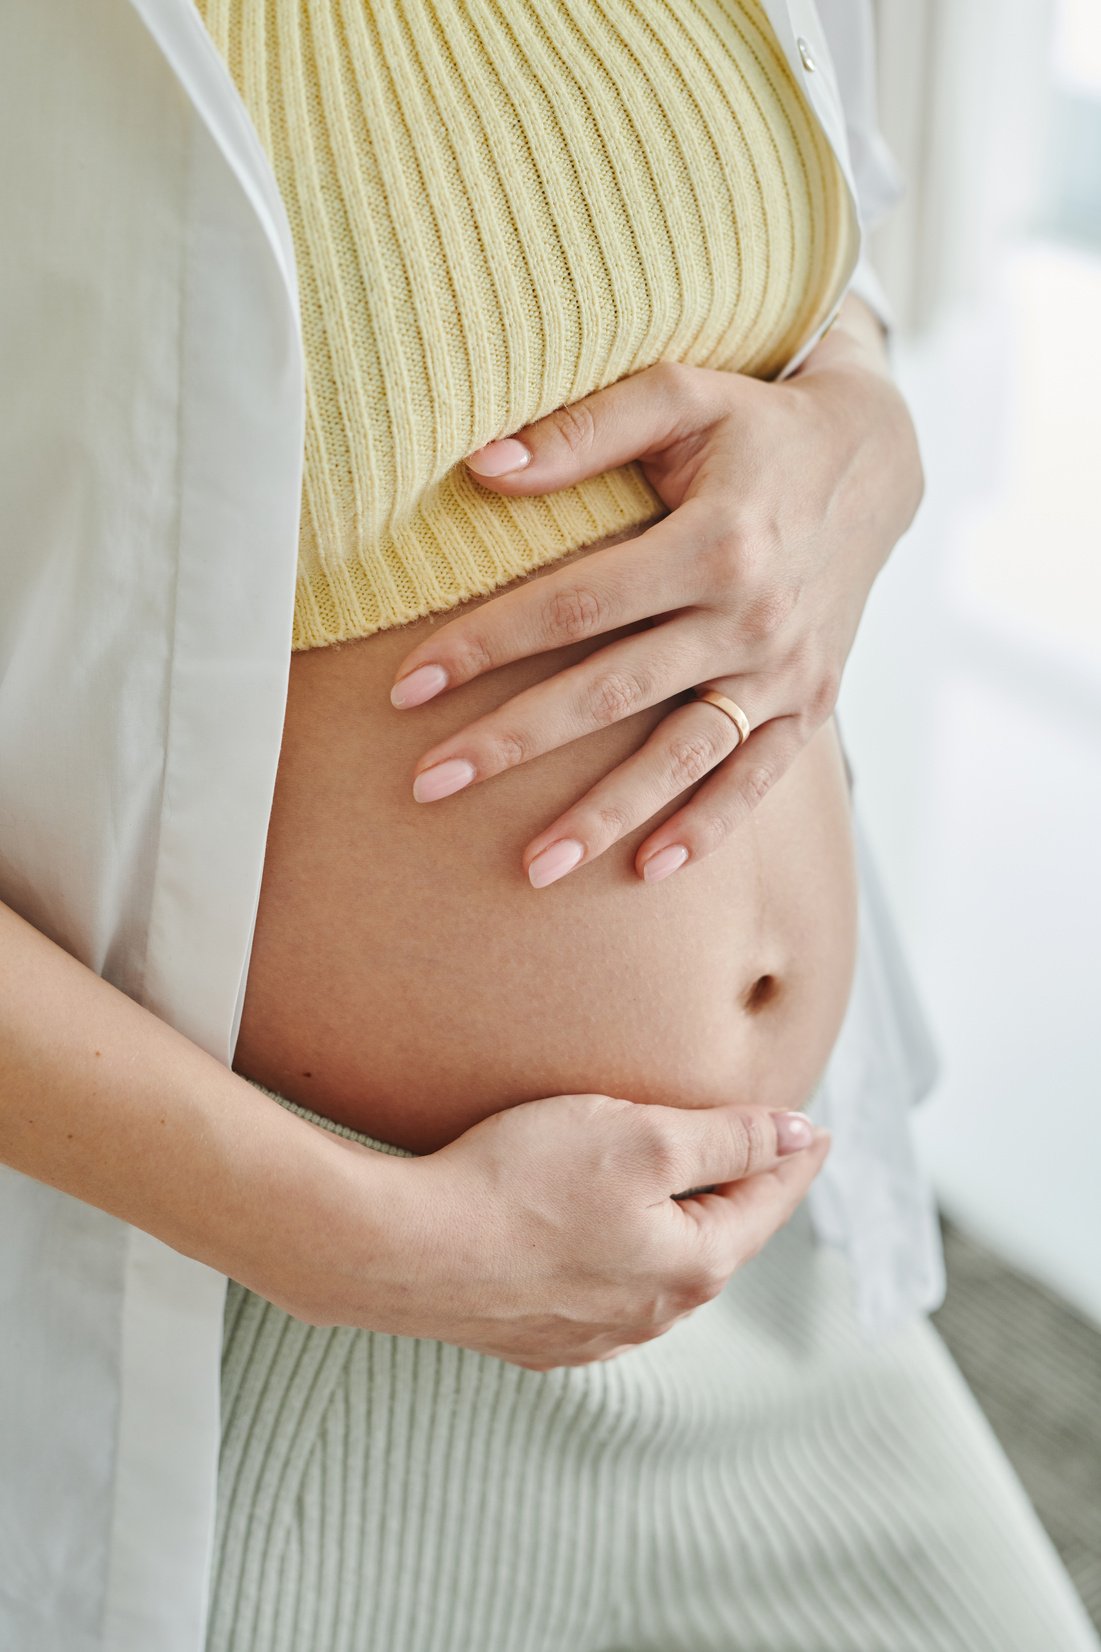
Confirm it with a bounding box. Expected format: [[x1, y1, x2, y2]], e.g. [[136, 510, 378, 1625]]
[[206, 1083, 1099, 1652]]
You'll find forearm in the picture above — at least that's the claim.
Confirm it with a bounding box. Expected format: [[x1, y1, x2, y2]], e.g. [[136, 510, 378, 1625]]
[[0, 898, 395, 1293]]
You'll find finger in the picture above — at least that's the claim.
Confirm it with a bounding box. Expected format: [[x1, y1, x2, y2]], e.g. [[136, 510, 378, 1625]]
[[389, 502, 716, 707], [463, 360, 708, 491], [685, 1131, 832, 1274], [640, 1102, 821, 1201], [632, 707, 810, 881], [519, 685, 751, 879], [408, 615, 712, 803]]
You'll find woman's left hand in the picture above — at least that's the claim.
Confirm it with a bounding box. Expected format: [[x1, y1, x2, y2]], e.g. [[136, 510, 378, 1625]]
[[388, 295, 924, 887]]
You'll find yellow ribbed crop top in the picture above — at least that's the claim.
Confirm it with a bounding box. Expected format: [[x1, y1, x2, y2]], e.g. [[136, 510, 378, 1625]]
[[193, 0, 858, 651]]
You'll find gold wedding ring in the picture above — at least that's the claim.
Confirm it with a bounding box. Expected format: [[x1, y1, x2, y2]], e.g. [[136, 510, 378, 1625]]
[[693, 686, 751, 747]]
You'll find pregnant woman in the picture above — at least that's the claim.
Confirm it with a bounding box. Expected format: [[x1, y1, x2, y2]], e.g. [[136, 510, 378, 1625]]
[[225, 0, 864, 1152], [2, 2, 1099, 1651]]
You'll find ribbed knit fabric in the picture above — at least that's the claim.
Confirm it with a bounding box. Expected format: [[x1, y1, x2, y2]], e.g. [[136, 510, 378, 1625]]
[[205, 1082, 1101, 1652], [191, 0, 858, 650]]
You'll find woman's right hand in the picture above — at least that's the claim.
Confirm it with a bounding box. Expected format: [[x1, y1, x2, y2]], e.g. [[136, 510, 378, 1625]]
[[277, 1092, 830, 1370]]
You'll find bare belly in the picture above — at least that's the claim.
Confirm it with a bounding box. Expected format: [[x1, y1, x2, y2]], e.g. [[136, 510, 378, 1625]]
[[232, 521, 859, 1152]]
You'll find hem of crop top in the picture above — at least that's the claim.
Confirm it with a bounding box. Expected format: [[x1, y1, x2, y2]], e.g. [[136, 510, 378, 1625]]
[[291, 459, 664, 651]]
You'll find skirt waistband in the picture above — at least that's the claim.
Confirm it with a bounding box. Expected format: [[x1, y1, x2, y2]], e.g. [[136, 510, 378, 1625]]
[[244, 1077, 419, 1159]]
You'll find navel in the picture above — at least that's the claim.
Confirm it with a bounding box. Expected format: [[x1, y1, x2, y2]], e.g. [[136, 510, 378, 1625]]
[[742, 972, 782, 1014]]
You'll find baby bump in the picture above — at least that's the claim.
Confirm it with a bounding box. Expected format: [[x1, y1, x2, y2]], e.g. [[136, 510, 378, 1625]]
[[200, 0, 863, 1147], [232, 528, 859, 1152]]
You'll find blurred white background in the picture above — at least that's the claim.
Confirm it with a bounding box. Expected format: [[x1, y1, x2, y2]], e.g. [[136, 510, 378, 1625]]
[[842, 0, 1101, 1322]]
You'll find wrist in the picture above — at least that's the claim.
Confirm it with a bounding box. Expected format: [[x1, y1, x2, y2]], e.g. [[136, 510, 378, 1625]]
[[250, 1118, 431, 1328], [795, 292, 892, 385], [787, 333, 924, 541]]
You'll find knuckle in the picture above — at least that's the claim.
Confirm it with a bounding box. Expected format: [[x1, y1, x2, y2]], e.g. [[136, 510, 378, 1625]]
[[741, 763, 776, 810], [634, 1113, 681, 1187], [485, 726, 531, 771], [544, 583, 608, 645], [681, 1227, 732, 1306], [653, 357, 704, 416], [696, 1261, 729, 1305], [586, 666, 649, 726], [643, 1287, 684, 1335], [653, 357, 693, 394], [666, 729, 721, 789], [698, 803, 742, 855], [593, 798, 633, 839], [450, 629, 496, 681], [728, 1108, 770, 1176], [677, 1258, 724, 1311], [552, 398, 598, 459], [806, 665, 842, 724]]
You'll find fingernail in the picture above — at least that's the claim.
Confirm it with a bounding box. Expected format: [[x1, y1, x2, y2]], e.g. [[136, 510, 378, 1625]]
[[770, 1111, 815, 1154], [465, 438, 533, 478], [391, 663, 449, 708], [527, 838, 585, 888], [642, 844, 689, 883], [413, 757, 476, 803]]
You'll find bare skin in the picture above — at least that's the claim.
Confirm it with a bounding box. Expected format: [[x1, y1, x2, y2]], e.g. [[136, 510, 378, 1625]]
[[0, 288, 906, 1372], [232, 515, 859, 1155], [0, 901, 832, 1371]]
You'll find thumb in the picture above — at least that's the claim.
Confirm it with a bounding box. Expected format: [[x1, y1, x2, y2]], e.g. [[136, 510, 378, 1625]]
[[463, 361, 698, 493], [682, 1130, 833, 1275], [641, 1102, 823, 1202]]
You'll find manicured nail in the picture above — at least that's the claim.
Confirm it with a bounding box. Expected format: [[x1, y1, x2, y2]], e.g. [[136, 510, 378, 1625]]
[[527, 838, 585, 888], [642, 844, 689, 883], [391, 663, 449, 708], [465, 438, 533, 478], [412, 758, 476, 803], [770, 1111, 815, 1154]]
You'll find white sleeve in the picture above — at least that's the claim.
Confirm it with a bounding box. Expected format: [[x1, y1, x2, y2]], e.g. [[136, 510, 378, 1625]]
[[814, 0, 906, 334]]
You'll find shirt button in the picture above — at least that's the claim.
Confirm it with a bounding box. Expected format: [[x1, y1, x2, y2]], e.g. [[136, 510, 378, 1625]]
[[797, 35, 817, 71]]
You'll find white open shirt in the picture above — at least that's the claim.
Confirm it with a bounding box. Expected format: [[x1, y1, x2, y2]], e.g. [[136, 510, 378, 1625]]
[[0, 4, 945, 1647]]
